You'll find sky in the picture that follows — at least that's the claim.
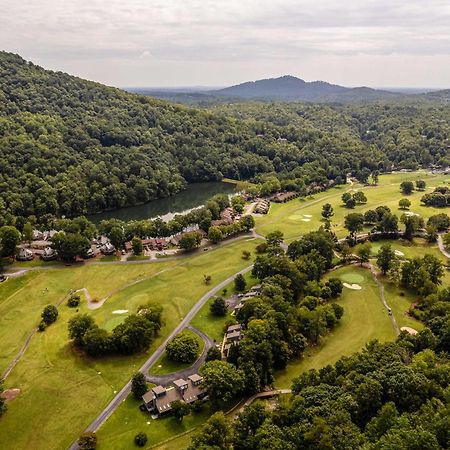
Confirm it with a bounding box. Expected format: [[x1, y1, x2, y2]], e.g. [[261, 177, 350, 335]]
[[1, 0, 449, 88]]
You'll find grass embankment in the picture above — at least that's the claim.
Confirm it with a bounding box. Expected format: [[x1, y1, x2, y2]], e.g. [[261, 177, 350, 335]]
[[0, 238, 260, 450], [255, 171, 450, 242]]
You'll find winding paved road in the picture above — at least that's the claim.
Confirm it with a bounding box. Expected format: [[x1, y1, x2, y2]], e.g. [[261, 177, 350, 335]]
[[68, 264, 254, 450]]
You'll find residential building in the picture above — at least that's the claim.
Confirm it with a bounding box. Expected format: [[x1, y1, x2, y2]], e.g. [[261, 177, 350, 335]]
[[142, 373, 206, 417]]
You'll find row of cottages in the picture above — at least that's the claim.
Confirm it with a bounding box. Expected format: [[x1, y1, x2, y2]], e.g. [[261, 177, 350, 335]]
[[211, 207, 235, 227], [222, 324, 244, 358], [234, 284, 262, 315], [254, 199, 270, 214], [16, 246, 57, 261], [124, 238, 168, 253], [142, 374, 206, 417], [32, 229, 58, 241], [270, 191, 300, 203]]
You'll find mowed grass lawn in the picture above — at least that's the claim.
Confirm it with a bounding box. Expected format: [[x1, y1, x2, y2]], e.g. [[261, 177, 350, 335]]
[[255, 171, 450, 242], [0, 237, 260, 450], [275, 266, 398, 388]]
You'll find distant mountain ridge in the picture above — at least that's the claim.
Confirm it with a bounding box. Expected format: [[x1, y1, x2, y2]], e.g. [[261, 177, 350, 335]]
[[210, 75, 399, 102], [132, 75, 449, 105]]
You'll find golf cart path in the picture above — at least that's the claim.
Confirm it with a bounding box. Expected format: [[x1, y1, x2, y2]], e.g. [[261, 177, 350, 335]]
[[68, 264, 254, 450]]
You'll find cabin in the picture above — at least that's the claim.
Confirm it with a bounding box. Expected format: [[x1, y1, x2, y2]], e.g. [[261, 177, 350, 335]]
[[41, 247, 57, 261], [16, 248, 34, 261], [142, 374, 205, 417]]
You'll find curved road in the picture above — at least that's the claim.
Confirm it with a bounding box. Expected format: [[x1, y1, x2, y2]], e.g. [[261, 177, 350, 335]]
[[68, 264, 253, 450], [145, 325, 215, 386]]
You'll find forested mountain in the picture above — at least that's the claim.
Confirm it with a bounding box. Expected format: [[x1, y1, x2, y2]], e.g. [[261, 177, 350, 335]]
[[213, 102, 450, 169], [0, 51, 448, 224], [211, 75, 399, 102], [0, 52, 380, 222]]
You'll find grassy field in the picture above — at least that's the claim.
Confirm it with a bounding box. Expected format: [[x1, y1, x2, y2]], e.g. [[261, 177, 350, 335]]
[[255, 171, 450, 242], [149, 330, 205, 376], [0, 237, 260, 450], [275, 266, 399, 388]]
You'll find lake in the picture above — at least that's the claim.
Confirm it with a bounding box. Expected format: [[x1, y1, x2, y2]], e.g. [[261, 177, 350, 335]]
[[88, 181, 235, 223]]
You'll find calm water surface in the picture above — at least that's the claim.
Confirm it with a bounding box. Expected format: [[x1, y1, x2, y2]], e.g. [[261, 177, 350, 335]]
[[88, 182, 235, 223]]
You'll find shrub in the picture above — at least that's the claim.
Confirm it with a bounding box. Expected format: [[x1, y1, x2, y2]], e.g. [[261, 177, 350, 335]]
[[41, 304, 58, 325], [210, 297, 227, 316], [78, 432, 97, 450], [134, 432, 147, 447], [67, 294, 81, 308]]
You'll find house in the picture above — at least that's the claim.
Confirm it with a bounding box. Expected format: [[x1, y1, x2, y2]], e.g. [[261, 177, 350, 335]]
[[100, 242, 116, 255], [17, 248, 34, 261], [142, 373, 205, 417], [41, 247, 57, 261]]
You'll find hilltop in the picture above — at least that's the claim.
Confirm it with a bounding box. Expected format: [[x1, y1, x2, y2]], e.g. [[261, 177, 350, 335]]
[[211, 75, 398, 102]]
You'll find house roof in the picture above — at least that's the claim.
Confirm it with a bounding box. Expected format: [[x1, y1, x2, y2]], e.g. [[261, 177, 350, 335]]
[[154, 387, 180, 413], [227, 324, 242, 333], [152, 385, 166, 396], [142, 390, 155, 404], [173, 379, 188, 389], [188, 374, 203, 383]]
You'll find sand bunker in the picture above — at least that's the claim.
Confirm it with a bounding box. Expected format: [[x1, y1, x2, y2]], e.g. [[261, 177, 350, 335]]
[[404, 211, 420, 217], [394, 250, 405, 256], [112, 310, 128, 314], [1, 388, 20, 401], [303, 214, 312, 218], [343, 283, 362, 290], [401, 326, 418, 335], [301, 218, 311, 222]]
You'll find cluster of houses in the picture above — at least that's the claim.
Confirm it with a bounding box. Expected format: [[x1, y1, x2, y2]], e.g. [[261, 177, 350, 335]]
[[211, 207, 235, 227], [17, 230, 59, 261], [17, 231, 116, 261], [142, 373, 206, 416]]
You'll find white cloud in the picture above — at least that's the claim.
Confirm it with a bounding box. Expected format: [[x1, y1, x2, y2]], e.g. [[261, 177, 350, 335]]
[[0, 0, 449, 87]]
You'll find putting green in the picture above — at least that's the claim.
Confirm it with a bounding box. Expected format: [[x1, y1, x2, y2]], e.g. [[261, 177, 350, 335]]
[[103, 315, 128, 331], [339, 272, 365, 284]]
